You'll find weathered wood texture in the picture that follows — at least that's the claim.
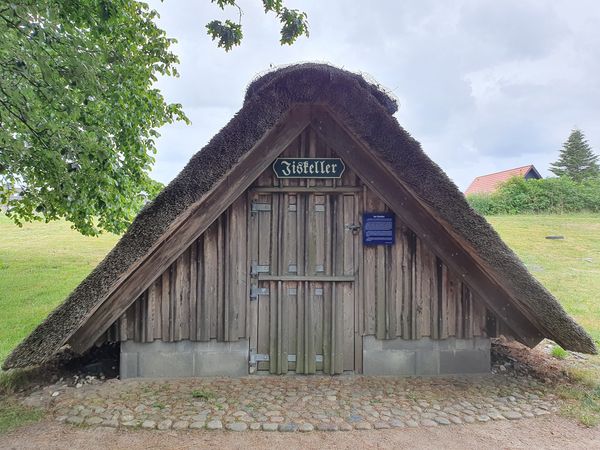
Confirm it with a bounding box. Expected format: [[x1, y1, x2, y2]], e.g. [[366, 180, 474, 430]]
[[113, 195, 248, 343], [107, 125, 491, 369]]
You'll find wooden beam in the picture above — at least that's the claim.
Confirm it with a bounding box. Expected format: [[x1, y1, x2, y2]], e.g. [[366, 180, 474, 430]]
[[68, 105, 313, 353], [251, 187, 362, 193], [310, 107, 544, 347], [258, 275, 355, 282]]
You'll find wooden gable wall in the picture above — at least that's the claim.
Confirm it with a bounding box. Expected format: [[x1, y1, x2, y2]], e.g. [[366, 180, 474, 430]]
[[104, 126, 493, 346]]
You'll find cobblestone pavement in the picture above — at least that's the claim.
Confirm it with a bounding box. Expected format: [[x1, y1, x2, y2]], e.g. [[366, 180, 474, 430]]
[[33, 375, 558, 432]]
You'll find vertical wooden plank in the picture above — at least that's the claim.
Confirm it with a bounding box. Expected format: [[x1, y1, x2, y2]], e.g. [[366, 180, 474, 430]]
[[119, 312, 127, 341], [247, 193, 258, 354], [228, 195, 247, 340], [386, 244, 397, 339], [217, 215, 226, 341], [146, 279, 158, 342], [203, 221, 219, 340], [196, 236, 207, 341], [287, 282, 298, 372], [189, 241, 198, 341], [154, 277, 163, 340], [411, 232, 420, 339], [401, 227, 413, 340], [269, 280, 278, 374], [256, 281, 270, 372], [256, 194, 272, 371], [340, 194, 356, 372], [446, 271, 457, 337], [126, 300, 136, 341], [375, 245, 386, 340], [296, 281, 305, 373], [333, 283, 344, 374], [342, 282, 354, 371], [393, 222, 404, 338], [168, 260, 177, 342], [439, 262, 448, 339], [354, 191, 364, 373], [471, 293, 486, 337], [463, 284, 474, 339], [322, 282, 332, 374], [278, 281, 288, 373], [309, 285, 319, 374], [419, 240, 431, 338], [430, 253, 440, 340], [176, 249, 191, 341], [455, 279, 464, 338], [138, 293, 147, 342], [363, 189, 377, 335], [161, 268, 171, 341]]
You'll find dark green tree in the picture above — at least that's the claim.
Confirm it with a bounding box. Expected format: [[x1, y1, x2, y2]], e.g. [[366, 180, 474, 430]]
[[550, 129, 600, 182], [0, 1, 308, 236]]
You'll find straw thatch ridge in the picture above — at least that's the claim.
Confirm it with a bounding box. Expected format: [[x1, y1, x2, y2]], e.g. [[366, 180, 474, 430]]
[[3, 63, 595, 370]]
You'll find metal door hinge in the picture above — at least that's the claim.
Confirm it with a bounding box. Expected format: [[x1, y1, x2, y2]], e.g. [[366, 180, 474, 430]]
[[251, 202, 271, 213], [250, 285, 269, 300], [251, 264, 270, 276], [249, 350, 270, 364]]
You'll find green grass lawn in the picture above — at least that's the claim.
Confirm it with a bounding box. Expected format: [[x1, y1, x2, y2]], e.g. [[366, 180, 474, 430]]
[[487, 214, 600, 345], [0, 215, 119, 364]]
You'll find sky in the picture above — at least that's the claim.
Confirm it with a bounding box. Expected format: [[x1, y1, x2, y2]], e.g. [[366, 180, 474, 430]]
[[146, 0, 600, 191]]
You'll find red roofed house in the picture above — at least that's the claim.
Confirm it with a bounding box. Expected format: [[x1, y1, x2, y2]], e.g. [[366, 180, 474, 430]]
[[465, 165, 542, 196]]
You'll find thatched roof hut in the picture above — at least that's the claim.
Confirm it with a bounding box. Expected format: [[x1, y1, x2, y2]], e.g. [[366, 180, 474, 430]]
[[4, 63, 595, 375]]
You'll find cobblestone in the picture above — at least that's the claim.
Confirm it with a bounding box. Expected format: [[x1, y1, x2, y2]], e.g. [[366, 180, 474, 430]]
[[46, 374, 559, 433]]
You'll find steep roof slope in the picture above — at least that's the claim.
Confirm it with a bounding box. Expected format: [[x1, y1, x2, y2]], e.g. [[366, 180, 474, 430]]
[[465, 165, 542, 195], [3, 63, 595, 370]]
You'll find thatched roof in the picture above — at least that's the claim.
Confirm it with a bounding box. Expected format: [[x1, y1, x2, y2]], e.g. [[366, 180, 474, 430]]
[[3, 63, 595, 370]]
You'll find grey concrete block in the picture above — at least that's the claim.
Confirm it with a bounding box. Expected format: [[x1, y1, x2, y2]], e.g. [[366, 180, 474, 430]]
[[415, 350, 440, 376], [120, 351, 139, 378], [139, 351, 194, 378], [120, 339, 249, 378], [362, 336, 490, 376], [439, 349, 490, 374], [363, 350, 416, 376], [194, 351, 248, 377]]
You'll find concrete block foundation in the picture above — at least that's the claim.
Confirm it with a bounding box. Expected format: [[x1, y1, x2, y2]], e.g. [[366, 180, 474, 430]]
[[363, 336, 490, 376], [120, 339, 249, 378]]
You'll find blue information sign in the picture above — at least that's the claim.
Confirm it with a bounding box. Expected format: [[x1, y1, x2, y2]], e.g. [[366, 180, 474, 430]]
[[363, 213, 395, 246]]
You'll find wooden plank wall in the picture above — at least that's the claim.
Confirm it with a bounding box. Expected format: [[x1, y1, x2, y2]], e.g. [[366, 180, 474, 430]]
[[359, 187, 487, 341], [108, 195, 248, 343], [106, 126, 490, 346]]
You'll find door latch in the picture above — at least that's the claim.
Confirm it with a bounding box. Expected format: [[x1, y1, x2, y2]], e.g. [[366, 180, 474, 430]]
[[345, 223, 361, 234]]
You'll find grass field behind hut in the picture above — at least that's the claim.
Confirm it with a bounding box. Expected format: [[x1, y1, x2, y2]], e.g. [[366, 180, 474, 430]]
[[0, 213, 599, 365]]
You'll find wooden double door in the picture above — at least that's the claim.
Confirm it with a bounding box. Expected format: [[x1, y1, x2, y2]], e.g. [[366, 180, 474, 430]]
[[248, 189, 360, 374]]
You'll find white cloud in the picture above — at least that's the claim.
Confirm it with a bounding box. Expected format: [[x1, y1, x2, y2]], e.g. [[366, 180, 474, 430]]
[[146, 0, 600, 190]]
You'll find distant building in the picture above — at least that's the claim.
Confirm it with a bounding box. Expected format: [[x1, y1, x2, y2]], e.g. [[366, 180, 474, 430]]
[[465, 165, 542, 196]]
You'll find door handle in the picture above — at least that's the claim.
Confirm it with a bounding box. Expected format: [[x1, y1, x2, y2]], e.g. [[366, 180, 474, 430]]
[[345, 223, 361, 234]]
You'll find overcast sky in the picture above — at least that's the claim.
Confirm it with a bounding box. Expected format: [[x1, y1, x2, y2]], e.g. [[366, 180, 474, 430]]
[[146, 0, 600, 190]]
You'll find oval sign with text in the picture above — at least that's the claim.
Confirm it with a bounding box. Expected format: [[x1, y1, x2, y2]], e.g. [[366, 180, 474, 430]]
[[272, 158, 346, 179]]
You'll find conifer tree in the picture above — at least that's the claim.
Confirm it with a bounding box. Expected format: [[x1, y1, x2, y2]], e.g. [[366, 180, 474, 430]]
[[550, 129, 599, 181]]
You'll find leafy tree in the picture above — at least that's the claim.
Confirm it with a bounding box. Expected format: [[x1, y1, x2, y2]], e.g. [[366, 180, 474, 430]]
[[207, 0, 309, 51], [550, 129, 600, 182], [0, 1, 309, 236]]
